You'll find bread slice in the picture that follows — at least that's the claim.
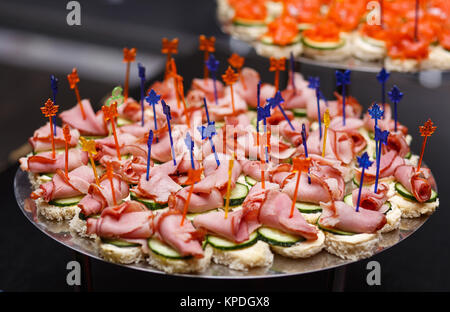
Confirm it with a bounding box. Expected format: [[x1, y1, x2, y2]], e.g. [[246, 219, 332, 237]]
[[98, 237, 144, 265], [389, 194, 439, 218], [380, 204, 402, 233], [211, 240, 274, 271], [69, 207, 97, 239], [255, 41, 303, 59], [36, 198, 78, 221], [324, 232, 380, 261], [147, 245, 213, 274], [271, 230, 325, 258], [301, 212, 321, 225]]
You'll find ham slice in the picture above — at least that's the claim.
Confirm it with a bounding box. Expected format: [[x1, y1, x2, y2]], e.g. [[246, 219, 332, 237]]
[[234, 67, 260, 107], [319, 201, 387, 233], [20, 149, 88, 173], [394, 165, 435, 203], [117, 98, 142, 122], [86, 201, 153, 239], [78, 176, 129, 216], [133, 172, 182, 203], [191, 78, 224, 102], [208, 88, 247, 120], [279, 119, 309, 146], [282, 171, 333, 203], [100, 153, 148, 185], [351, 183, 390, 213], [383, 131, 410, 158], [281, 73, 316, 109], [59, 99, 107, 135], [155, 210, 205, 258], [355, 150, 405, 183], [363, 103, 408, 135], [307, 93, 362, 121], [169, 187, 223, 213], [259, 190, 318, 240], [307, 128, 356, 164], [31, 166, 95, 201], [29, 123, 80, 152]]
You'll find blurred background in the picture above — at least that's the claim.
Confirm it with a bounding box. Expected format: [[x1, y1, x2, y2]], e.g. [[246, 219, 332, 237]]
[[0, 0, 449, 291]]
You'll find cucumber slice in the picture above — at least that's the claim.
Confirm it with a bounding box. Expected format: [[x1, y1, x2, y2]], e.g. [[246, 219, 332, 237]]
[[352, 177, 370, 187], [224, 182, 249, 207], [302, 37, 345, 50], [207, 231, 259, 250], [78, 212, 100, 220], [49, 195, 84, 207], [317, 221, 356, 236], [148, 238, 191, 259], [361, 35, 386, 48], [368, 131, 375, 140], [395, 182, 437, 203], [295, 202, 322, 214], [405, 152, 412, 159], [292, 108, 307, 117], [245, 176, 257, 186], [344, 194, 353, 206], [117, 117, 133, 127], [186, 209, 219, 222], [101, 238, 141, 248], [258, 226, 304, 247], [232, 18, 266, 27], [130, 191, 168, 210]]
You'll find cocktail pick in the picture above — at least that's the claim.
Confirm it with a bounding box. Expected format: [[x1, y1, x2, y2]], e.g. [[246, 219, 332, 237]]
[[138, 63, 146, 127], [257, 99, 272, 158], [268, 91, 295, 131], [123, 47, 137, 102], [145, 89, 161, 143], [376, 68, 390, 110], [417, 119, 436, 172], [224, 154, 235, 219], [168, 57, 181, 109], [388, 85, 403, 132], [322, 109, 330, 157], [50, 75, 58, 135], [308, 76, 322, 138], [67, 68, 86, 119], [198, 98, 220, 166], [368, 103, 384, 160], [269, 57, 286, 93], [40, 99, 59, 159], [290, 157, 311, 218], [355, 152, 374, 212], [256, 81, 262, 147], [199, 35, 216, 80], [335, 70, 351, 126], [161, 38, 179, 79], [180, 167, 203, 226], [161, 99, 176, 166], [106, 86, 124, 107], [185, 132, 195, 171], [79, 137, 100, 186], [146, 129, 154, 181], [169, 59, 190, 127], [102, 102, 121, 160], [206, 54, 220, 106], [62, 124, 71, 179], [105, 161, 117, 206], [228, 53, 245, 89], [414, 0, 420, 41], [289, 52, 296, 94], [300, 124, 312, 185], [222, 66, 239, 115], [374, 127, 389, 193]]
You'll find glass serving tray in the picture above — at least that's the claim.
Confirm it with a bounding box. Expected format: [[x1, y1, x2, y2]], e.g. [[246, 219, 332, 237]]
[[14, 168, 431, 279]]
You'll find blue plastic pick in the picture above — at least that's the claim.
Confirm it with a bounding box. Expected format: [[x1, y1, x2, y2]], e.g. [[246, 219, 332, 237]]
[[388, 85, 403, 132], [368, 103, 384, 128], [374, 127, 389, 193], [138, 63, 146, 127], [289, 52, 296, 94], [145, 89, 161, 143], [205, 54, 220, 106], [301, 123, 311, 184], [146, 129, 154, 181], [184, 132, 195, 170], [161, 99, 176, 166], [200, 98, 220, 166], [256, 81, 262, 137], [336, 70, 351, 126], [355, 152, 374, 212], [376, 67, 390, 110], [308, 76, 322, 138], [50, 75, 58, 136], [268, 91, 294, 131]]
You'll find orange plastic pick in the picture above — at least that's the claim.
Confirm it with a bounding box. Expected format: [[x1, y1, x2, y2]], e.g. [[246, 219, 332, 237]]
[[228, 53, 246, 89], [222, 66, 239, 115], [106, 162, 117, 206], [180, 168, 203, 226], [199, 35, 216, 80], [123, 47, 137, 102], [102, 102, 121, 160], [169, 59, 190, 126], [62, 124, 71, 179], [67, 68, 86, 119], [79, 137, 100, 186], [322, 109, 330, 157], [417, 119, 436, 172], [290, 157, 311, 218], [161, 38, 179, 79], [40, 99, 59, 159], [224, 154, 235, 219], [269, 57, 286, 92], [169, 58, 181, 109]]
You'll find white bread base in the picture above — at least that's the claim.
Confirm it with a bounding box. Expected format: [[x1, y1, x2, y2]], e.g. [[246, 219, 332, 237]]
[[69, 207, 97, 239], [301, 212, 321, 225], [271, 230, 325, 258], [147, 245, 213, 274], [98, 238, 144, 265], [230, 24, 267, 42], [324, 232, 380, 261], [351, 34, 386, 61], [36, 198, 78, 221], [211, 240, 274, 271], [385, 57, 419, 72], [389, 194, 439, 218], [422, 46, 450, 70], [255, 41, 303, 59], [380, 204, 402, 233]]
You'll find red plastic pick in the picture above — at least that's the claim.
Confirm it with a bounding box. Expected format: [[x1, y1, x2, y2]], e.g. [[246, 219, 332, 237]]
[[40, 99, 59, 159], [417, 119, 436, 172], [67, 68, 86, 119]]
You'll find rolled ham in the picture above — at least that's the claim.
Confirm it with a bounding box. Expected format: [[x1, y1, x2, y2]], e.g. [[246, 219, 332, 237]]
[[351, 183, 390, 213], [354, 150, 404, 183], [29, 123, 80, 153], [394, 164, 435, 203], [59, 99, 107, 136], [20, 149, 88, 173], [169, 187, 223, 213], [132, 172, 182, 204]]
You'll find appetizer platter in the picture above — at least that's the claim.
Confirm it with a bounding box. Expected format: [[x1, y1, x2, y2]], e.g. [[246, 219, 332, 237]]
[[15, 37, 439, 277], [217, 0, 450, 72]]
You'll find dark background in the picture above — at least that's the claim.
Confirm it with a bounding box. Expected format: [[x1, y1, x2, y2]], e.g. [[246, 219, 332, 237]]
[[0, 0, 449, 292]]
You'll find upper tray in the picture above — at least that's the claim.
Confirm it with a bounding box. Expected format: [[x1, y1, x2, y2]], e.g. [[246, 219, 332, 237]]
[[14, 168, 432, 279]]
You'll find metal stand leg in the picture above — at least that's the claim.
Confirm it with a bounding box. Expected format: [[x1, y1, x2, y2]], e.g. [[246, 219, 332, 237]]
[[331, 266, 347, 292], [74, 251, 93, 292]]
